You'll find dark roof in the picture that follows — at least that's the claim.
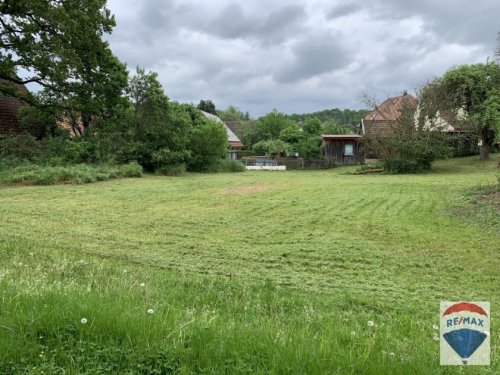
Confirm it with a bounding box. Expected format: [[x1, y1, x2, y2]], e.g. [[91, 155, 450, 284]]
[[0, 79, 28, 135], [364, 93, 417, 122]]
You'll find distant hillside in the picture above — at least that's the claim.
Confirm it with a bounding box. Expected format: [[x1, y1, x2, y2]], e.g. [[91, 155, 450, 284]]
[[286, 108, 370, 132]]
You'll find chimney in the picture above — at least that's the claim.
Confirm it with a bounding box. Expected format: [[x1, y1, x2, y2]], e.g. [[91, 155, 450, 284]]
[[402, 90, 408, 96]]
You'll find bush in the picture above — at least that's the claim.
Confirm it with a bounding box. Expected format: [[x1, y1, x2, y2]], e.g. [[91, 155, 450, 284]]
[[118, 162, 143, 177], [0, 134, 43, 162], [156, 163, 186, 176], [6, 163, 142, 185], [186, 118, 228, 172], [207, 159, 245, 173]]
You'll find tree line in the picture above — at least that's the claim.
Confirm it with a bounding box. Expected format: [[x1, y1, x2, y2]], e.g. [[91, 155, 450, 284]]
[[0, 1, 237, 174]]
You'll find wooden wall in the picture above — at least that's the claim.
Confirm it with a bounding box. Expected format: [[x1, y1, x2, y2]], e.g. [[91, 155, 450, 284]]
[[324, 139, 364, 165]]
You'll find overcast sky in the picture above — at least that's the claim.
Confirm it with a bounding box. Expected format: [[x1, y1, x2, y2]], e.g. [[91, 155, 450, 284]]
[[106, 0, 499, 117]]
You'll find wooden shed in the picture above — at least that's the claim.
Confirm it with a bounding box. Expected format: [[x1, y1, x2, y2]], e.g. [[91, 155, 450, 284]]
[[323, 135, 364, 165]]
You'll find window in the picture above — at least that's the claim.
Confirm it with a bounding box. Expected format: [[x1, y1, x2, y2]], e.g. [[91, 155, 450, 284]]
[[344, 143, 354, 156]]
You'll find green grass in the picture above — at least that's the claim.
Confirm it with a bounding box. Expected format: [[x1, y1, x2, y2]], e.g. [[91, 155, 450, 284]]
[[0, 155, 498, 374]]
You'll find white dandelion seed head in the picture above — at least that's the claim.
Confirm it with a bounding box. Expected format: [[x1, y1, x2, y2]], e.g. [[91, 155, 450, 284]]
[[432, 324, 439, 330], [389, 352, 395, 357], [140, 283, 145, 287], [80, 318, 88, 324], [367, 320, 375, 327], [147, 308, 154, 315], [351, 331, 356, 336], [433, 335, 439, 341]]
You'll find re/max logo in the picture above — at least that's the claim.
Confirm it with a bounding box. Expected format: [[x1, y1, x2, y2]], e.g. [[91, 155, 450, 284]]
[[446, 316, 484, 328]]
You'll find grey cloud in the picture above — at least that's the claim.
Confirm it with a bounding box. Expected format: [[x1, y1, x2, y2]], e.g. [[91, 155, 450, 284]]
[[327, 3, 360, 19], [203, 3, 306, 44], [274, 36, 352, 83], [105, 0, 498, 116]]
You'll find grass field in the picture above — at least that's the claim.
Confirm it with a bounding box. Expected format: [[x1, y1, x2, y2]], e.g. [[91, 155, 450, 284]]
[[0, 155, 498, 374]]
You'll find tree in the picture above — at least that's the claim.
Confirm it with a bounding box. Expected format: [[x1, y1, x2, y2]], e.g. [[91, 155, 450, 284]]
[[186, 115, 228, 172], [364, 101, 451, 173], [419, 63, 500, 160], [218, 105, 247, 121], [323, 119, 350, 135], [252, 139, 291, 158], [197, 99, 216, 115], [127, 68, 190, 171], [0, 0, 128, 129]]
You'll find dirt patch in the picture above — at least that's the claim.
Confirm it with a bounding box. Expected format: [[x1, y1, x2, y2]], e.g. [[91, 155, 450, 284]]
[[220, 184, 273, 195]]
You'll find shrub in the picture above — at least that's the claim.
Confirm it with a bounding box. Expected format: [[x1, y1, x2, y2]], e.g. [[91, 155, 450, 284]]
[[6, 163, 142, 185], [0, 134, 42, 162], [118, 162, 143, 177], [207, 159, 245, 173], [156, 163, 186, 176], [187, 119, 228, 172]]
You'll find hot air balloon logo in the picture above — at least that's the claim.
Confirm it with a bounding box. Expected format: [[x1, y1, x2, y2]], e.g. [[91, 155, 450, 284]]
[[440, 301, 490, 365]]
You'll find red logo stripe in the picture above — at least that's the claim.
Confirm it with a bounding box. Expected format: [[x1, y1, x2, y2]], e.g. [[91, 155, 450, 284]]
[[442, 302, 488, 317]]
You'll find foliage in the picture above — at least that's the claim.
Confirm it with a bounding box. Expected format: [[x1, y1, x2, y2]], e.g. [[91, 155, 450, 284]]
[[252, 139, 291, 157], [155, 163, 186, 176], [365, 106, 452, 173], [196, 99, 217, 115], [0, 0, 128, 128], [4, 162, 142, 185], [419, 62, 500, 160], [0, 156, 498, 373], [207, 158, 245, 173], [186, 114, 228, 172], [243, 110, 293, 147], [217, 105, 250, 121], [127, 68, 190, 172], [287, 108, 368, 133], [18, 105, 62, 139], [0, 134, 43, 162], [323, 119, 351, 135]]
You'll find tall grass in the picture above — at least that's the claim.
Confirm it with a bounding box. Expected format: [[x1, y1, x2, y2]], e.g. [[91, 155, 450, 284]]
[[2, 162, 142, 185]]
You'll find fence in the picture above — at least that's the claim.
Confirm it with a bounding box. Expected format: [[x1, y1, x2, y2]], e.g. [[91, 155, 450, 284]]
[[240, 157, 335, 170]]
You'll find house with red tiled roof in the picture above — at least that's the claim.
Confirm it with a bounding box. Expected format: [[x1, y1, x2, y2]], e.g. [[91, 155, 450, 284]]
[[359, 91, 418, 136], [0, 79, 28, 137]]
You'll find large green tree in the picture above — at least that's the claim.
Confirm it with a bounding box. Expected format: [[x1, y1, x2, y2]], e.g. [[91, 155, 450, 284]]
[[127, 68, 190, 171], [419, 63, 500, 160], [0, 0, 128, 131]]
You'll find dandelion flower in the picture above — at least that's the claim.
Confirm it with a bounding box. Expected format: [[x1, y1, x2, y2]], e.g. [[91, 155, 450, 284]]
[[140, 282, 145, 287], [351, 331, 356, 336], [147, 308, 154, 314], [432, 324, 439, 330], [80, 318, 88, 324], [367, 320, 375, 327], [433, 335, 439, 341], [389, 352, 395, 357]]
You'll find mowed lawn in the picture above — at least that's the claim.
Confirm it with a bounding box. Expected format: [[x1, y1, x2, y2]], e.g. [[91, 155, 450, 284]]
[[0, 156, 498, 374]]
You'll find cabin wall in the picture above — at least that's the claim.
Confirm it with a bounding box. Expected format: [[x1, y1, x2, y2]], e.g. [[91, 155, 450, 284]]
[[324, 140, 364, 165]]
